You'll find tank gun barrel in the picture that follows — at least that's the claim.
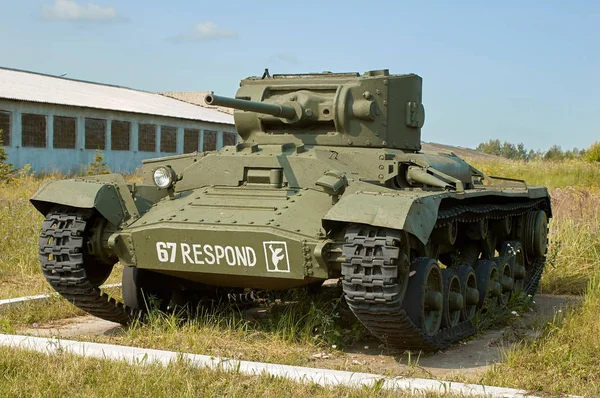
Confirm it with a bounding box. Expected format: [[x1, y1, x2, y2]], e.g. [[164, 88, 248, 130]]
[[205, 94, 297, 120]]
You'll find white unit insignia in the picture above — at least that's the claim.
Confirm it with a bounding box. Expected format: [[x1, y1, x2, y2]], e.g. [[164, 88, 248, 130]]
[[263, 241, 290, 273]]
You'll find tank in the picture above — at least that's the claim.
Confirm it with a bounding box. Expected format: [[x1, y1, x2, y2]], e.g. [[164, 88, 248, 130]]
[[30, 69, 551, 351]]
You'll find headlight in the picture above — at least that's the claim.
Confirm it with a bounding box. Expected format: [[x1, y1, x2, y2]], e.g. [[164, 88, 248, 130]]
[[153, 166, 176, 189]]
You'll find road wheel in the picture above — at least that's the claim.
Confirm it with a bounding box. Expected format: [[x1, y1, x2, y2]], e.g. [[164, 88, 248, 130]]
[[122, 267, 172, 313], [402, 258, 443, 336]]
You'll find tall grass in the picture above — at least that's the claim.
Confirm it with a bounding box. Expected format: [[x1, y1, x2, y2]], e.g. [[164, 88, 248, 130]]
[[0, 174, 54, 298], [102, 289, 364, 366], [481, 275, 600, 396], [542, 188, 600, 294], [466, 158, 600, 189]]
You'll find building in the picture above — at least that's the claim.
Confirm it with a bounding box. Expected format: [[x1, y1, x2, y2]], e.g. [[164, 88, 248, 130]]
[[0, 67, 237, 173], [160, 91, 233, 115]]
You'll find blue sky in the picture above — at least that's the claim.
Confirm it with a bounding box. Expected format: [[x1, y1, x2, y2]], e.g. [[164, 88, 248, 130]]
[[1, 0, 598, 151]]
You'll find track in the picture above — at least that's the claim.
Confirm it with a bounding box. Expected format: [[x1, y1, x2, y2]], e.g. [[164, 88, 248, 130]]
[[341, 199, 548, 351], [38, 209, 136, 325]]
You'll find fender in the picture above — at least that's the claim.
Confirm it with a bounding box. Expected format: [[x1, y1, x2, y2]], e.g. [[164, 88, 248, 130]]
[[30, 174, 139, 227], [322, 190, 442, 244]]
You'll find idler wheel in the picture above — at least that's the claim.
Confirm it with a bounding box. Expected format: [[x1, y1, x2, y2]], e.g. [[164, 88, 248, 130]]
[[123, 266, 172, 313], [529, 211, 549, 259], [521, 210, 549, 264], [455, 264, 479, 321], [402, 258, 443, 336], [442, 268, 463, 328], [474, 260, 501, 312]]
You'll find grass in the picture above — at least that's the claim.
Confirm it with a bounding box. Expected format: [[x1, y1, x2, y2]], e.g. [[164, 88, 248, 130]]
[[102, 289, 360, 366], [1, 158, 599, 396], [0, 173, 49, 299], [466, 157, 600, 189], [542, 188, 600, 294], [0, 296, 85, 334], [479, 276, 600, 396], [0, 347, 462, 398]]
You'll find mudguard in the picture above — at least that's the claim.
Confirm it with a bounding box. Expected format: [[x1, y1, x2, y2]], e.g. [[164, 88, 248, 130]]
[[322, 191, 441, 244], [30, 174, 139, 227]]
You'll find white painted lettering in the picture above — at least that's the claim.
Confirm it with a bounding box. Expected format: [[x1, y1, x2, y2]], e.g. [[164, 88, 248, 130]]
[[156, 242, 168, 262], [181, 243, 193, 264], [215, 245, 225, 265], [156, 241, 258, 267], [224, 246, 236, 266], [246, 247, 256, 267], [166, 242, 177, 263], [204, 245, 215, 265], [192, 244, 204, 265], [235, 246, 247, 266]]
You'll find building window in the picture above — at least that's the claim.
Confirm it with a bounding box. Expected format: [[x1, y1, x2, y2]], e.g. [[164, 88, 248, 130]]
[[53, 116, 77, 149], [139, 123, 156, 152], [183, 128, 200, 153], [203, 130, 217, 151], [85, 118, 106, 150], [111, 120, 131, 151], [22, 114, 47, 148], [0, 111, 10, 146], [223, 132, 237, 147], [160, 125, 177, 153]]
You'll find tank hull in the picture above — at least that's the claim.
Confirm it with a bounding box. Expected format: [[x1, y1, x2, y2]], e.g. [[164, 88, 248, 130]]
[[107, 148, 550, 291]]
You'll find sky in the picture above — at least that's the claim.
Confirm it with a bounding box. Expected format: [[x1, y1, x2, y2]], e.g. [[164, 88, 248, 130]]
[[1, 0, 598, 151]]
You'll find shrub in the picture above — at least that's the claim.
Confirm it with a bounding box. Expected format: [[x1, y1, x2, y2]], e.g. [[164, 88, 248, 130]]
[[583, 141, 600, 163], [0, 132, 13, 182], [86, 151, 110, 175]]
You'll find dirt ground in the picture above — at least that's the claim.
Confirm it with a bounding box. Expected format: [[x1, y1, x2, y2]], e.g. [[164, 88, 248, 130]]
[[18, 294, 579, 379]]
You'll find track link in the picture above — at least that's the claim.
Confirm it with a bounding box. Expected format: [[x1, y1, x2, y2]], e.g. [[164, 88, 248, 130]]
[[38, 209, 136, 325], [342, 200, 547, 351]]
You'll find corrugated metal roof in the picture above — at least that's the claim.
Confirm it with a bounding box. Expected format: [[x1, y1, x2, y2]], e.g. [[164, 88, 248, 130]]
[[0, 67, 233, 125], [160, 91, 234, 115]]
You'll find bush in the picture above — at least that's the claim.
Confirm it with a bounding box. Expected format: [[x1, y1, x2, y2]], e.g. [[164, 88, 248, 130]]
[[584, 142, 600, 163], [86, 151, 110, 175], [0, 132, 13, 182]]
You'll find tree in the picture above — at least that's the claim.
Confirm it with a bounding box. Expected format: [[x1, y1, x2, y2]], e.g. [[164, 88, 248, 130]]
[[86, 151, 110, 175], [543, 145, 565, 161], [583, 141, 600, 163], [476, 139, 502, 157], [476, 139, 529, 160], [0, 131, 13, 181]]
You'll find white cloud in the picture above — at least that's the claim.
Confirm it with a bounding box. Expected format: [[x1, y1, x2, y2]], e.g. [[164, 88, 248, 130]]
[[42, 0, 118, 22], [169, 22, 238, 42]]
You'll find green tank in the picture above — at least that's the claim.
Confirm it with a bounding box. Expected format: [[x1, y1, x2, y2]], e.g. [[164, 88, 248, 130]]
[[30, 69, 551, 350]]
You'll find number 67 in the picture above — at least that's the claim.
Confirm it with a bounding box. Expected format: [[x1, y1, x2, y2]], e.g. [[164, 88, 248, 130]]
[[156, 242, 177, 262]]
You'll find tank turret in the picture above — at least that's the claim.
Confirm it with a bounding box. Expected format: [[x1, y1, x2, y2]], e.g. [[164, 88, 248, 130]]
[[205, 69, 425, 151]]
